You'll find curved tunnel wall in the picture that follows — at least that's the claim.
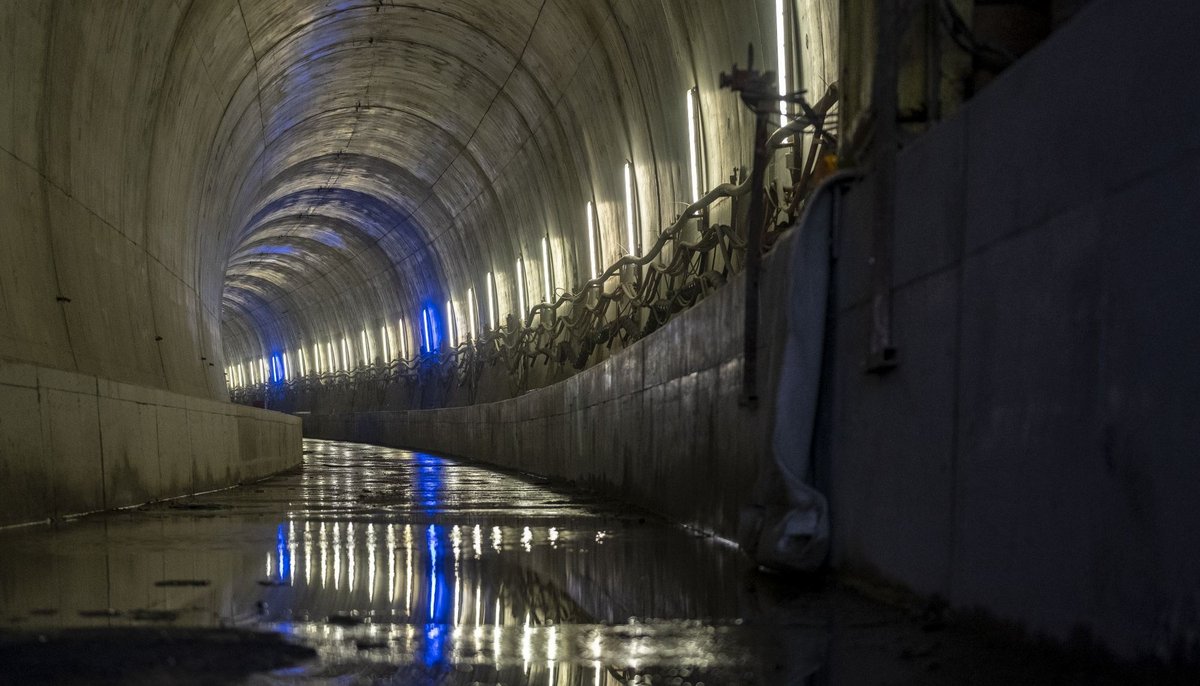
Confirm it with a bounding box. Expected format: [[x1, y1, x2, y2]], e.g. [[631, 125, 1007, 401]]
[[0, 0, 835, 515], [2, 0, 837, 399], [204, 0, 838, 385]]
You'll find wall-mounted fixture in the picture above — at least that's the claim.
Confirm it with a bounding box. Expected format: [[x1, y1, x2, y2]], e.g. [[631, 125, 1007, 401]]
[[624, 162, 638, 256], [515, 258, 527, 325], [586, 201, 599, 280], [486, 272, 497, 330], [687, 87, 703, 204], [541, 236, 553, 302], [398, 319, 409, 359], [422, 307, 435, 353], [467, 288, 478, 340], [776, 0, 789, 129]]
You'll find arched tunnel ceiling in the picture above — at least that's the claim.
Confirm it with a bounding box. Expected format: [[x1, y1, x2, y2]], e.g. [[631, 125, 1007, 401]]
[[0, 0, 837, 398], [185, 0, 836, 376], [214, 0, 549, 351]]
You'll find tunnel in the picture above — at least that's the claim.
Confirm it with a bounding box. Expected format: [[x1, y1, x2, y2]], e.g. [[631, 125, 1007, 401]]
[[2, 0, 1200, 682]]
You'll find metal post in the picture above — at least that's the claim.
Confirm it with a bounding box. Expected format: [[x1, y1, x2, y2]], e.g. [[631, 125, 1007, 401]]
[[866, 0, 899, 373], [741, 107, 772, 408], [721, 48, 777, 409]]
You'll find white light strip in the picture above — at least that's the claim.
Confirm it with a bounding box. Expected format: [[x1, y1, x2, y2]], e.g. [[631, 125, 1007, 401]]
[[399, 319, 408, 358], [381, 325, 390, 361], [361, 329, 369, 365], [467, 288, 477, 339], [586, 201, 598, 280], [776, 0, 788, 128], [486, 272, 496, 329], [260, 357, 267, 383], [299, 347, 307, 376], [541, 236, 552, 302], [515, 258, 526, 324], [313, 343, 322, 374], [624, 162, 636, 255], [341, 337, 350, 370], [327, 341, 336, 371], [446, 300, 456, 345], [282, 351, 290, 380], [687, 88, 702, 203]]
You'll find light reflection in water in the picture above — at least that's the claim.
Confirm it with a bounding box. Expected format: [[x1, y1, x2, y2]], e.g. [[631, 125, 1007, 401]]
[[304, 521, 312, 586], [347, 522, 356, 592], [288, 521, 297, 587], [366, 523, 376, 602], [333, 522, 341, 591], [0, 442, 831, 685], [405, 524, 413, 616], [387, 523, 396, 605]]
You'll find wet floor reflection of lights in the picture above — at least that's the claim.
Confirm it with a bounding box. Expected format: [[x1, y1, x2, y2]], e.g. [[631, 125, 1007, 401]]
[[2, 438, 1132, 685], [1, 440, 819, 684]]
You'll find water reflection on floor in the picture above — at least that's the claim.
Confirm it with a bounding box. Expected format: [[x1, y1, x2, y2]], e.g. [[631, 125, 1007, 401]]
[[0, 440, 1172, 685]]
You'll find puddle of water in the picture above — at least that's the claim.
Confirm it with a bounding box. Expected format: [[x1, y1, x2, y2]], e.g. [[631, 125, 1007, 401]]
[[1, 440, 821, 684], [2, 439, 1165, 685]]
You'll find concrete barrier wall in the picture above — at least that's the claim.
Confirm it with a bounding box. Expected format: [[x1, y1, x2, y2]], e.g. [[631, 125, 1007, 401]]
[[305, 259, 770, 538], [0, 359, 302, 527], [828, 0, 1200, 659]]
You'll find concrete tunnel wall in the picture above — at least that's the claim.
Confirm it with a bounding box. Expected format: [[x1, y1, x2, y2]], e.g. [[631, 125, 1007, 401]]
[[7, 0, 1198, 667], [0, 0, 836, 522], [306, 0, 1200, 662]]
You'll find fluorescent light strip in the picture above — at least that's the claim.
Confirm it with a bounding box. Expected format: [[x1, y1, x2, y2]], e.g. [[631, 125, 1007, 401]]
[[624, 162, 636, 255], [422, 309, 433, 352], [467, 288, 477, 339], [486, 272, 496, 329], [399, 319, 408, 358], [776, 0, 788, 128], [361, 329, 369, 365], [341, 337, 350, 370], [515, 258, 526, 324], [586, 201, 598, 280], [446, 300, 456, 345], [687, 88, 702, 203], [541, 237, 552, 302], [327, 341, 336, 371], [381, 325, 391, 361]]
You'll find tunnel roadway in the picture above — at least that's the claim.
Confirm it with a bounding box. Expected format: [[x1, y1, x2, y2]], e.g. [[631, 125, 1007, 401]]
[[0, 440, 1179, 685]]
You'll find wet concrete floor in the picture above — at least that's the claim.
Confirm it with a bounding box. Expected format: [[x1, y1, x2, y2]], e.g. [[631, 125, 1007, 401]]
[[0, 439, 1185, 685]]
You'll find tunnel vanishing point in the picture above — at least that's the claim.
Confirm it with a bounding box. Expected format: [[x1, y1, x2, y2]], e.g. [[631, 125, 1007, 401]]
[[1, 0, 1199, 672]]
